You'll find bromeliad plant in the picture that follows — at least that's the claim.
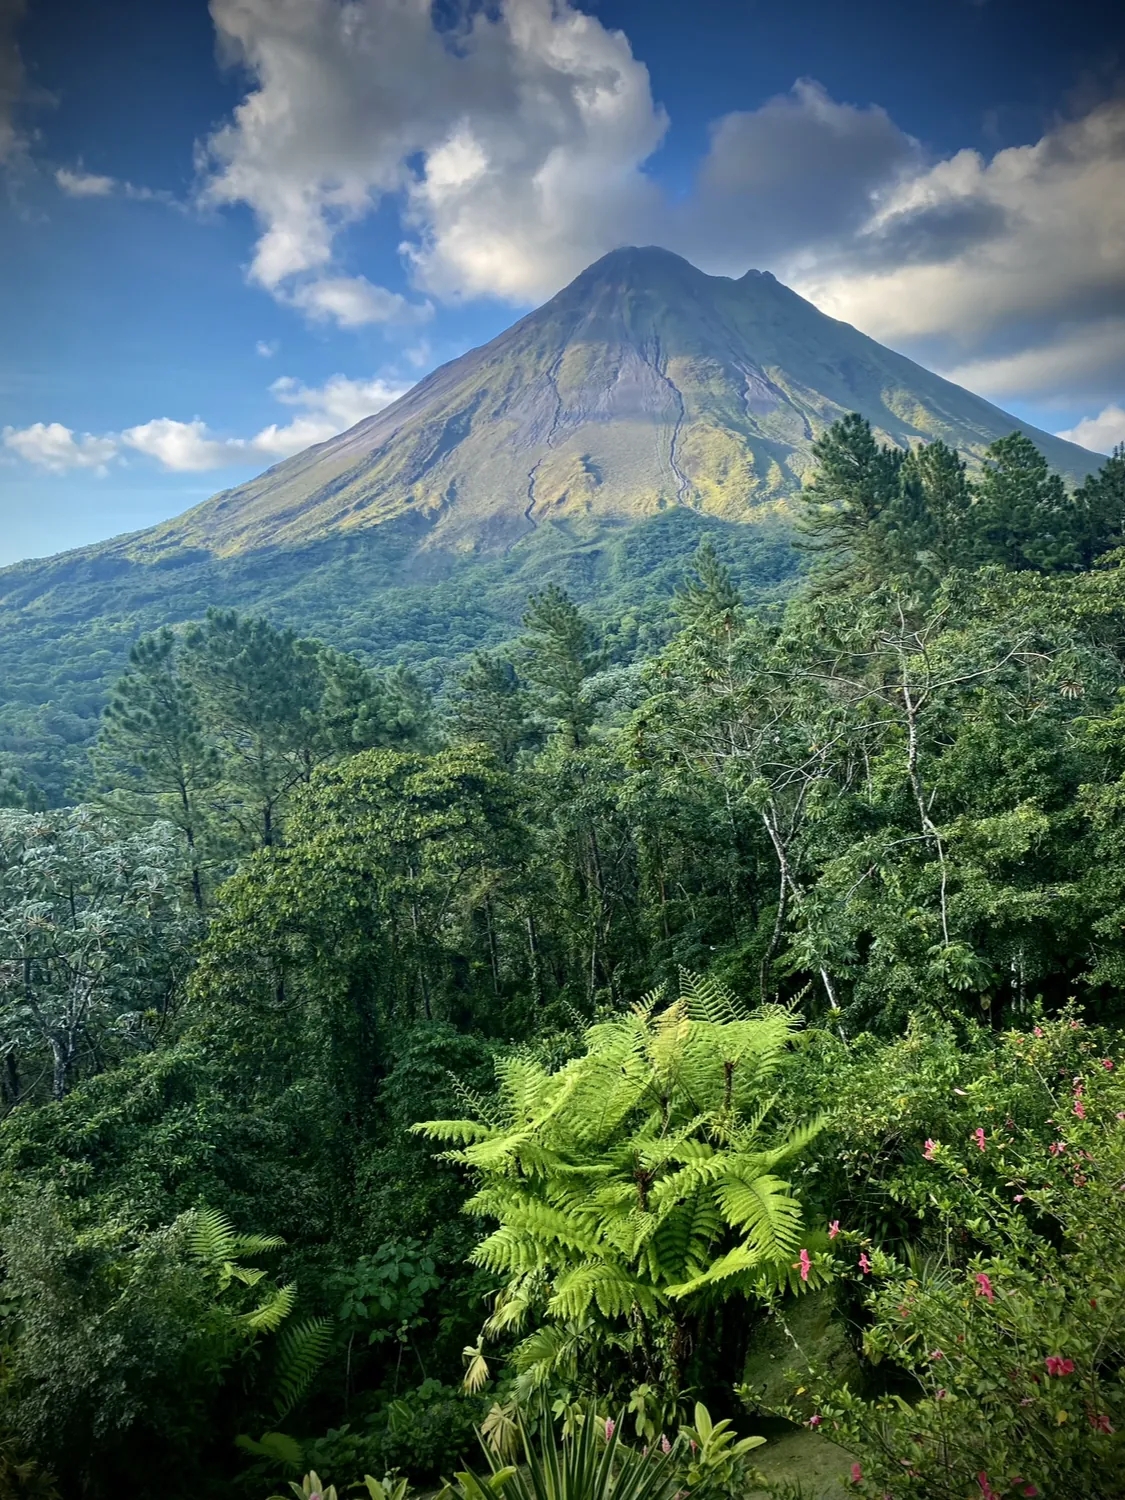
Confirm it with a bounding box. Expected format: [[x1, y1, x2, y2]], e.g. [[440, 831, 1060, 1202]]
[[415, 972, 825, 1392]]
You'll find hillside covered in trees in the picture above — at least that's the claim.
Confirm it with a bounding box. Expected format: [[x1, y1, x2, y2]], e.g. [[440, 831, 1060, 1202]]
[[1, 420, 1125, 1498]]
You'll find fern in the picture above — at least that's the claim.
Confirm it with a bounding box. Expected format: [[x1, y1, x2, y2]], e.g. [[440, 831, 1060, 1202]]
[[418, 969, 821, 1386], [243, 1281, 297, 1334], [273, 1316, 333, 1420]]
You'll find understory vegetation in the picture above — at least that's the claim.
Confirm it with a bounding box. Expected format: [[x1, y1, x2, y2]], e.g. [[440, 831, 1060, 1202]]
[[0, 422, 1124, 1498]]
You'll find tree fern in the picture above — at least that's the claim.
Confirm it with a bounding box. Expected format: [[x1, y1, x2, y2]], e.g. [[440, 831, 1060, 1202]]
[[416, 970, 822, 1385]]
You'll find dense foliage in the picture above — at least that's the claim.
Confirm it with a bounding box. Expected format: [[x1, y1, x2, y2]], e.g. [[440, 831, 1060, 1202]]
[[0, 423, 1123, 1497]]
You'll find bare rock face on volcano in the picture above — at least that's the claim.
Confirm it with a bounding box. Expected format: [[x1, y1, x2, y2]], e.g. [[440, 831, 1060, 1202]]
[[139, 246, 1099, 562]]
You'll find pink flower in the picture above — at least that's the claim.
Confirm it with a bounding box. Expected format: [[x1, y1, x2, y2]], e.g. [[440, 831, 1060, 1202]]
[[974, 1272, 995, 1302], [929, 1348, 944, 1361], [934, 1387, 947, 1400], [1049, 1141, 1067, 1156], [660, 1435, 671, 1454], [1089, 1412, 1114, 1434], [1045, 1356, 1075, 1377], [1021, 1487, 1039, 1498], [977, 1474, 1000, 1500], [859, 1252, 872, 1275], [798, 1247, 812, 1283], [605, 1418, 616, 1440], [1103, 1058, 1115, 1070], [1070, 1019, 1082, 1029], [808, 1415, 822, 1429], [1073, 1098, 1087, 1120], [1033, 1026, 1044, 1037], [923, 1139, 937, 1160], [973, 1127, 987, 1152], [850, 1463, 863, 1484], [828, 1219, 840, 1240]]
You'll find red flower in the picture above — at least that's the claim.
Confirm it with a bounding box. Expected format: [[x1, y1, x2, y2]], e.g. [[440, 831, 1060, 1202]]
[[1089, 1412, 1114, 1434], [850, 1462, 863, 1484], [1049, 1141, 1066, 1156], [1102, 1058, 1115, 1070], [808, 1415, 822, 1429], [1045, 1356, 1075, 1377], [974, 1272, 995, 1302], [929, 1348, 944, 1360], [1073, 1098, 1087, 1120]]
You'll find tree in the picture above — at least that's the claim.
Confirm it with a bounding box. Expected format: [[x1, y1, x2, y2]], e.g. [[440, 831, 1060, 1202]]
[[795, 415, 905, 588], [521, 587, 604, 750], [416, 972, 823, 1394], [0, 808, 194, 1102], [1073, 444, 1125, 568], [449, 652, 540, 767], [95, 626, 219, 908], [971, 432, 1078, 572]]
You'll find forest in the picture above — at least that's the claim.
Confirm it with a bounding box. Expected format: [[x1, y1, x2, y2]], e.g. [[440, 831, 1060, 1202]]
[[1, 418, 1125, 1499]]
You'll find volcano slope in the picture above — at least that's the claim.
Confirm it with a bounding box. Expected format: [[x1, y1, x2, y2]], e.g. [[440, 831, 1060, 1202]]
[[0, 245, 1100, 798]]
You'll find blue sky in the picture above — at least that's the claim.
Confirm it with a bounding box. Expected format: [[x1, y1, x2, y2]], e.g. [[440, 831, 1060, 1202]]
[[1, 0, 1123, 565]]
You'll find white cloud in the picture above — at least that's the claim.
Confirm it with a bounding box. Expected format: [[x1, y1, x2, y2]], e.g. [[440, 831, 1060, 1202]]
[[938, 318, 1125, 401], [199, 0, 665, 315], [789, 97, 1125, 399], [0, 0, 26, 166], [7, 374, 413, 476], [195, 0, 1125, 411], [120, 417, 237, 472], [55, 165, 117, 197], [288, 275, 430, 328], [256, 339, 278, 357], [2, 422, 117, 473], [1057, 404, 1125, 455]]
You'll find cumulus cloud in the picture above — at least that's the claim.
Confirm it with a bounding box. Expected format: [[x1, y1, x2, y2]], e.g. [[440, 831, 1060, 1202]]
[[0, 0, 26, 166], [2, 422, 117, 473], [196, 1, 1124, 413], [198, 0, 665, 315], [288, 275, 430, 328], [56, 165, 117, 196], [681, 79, 920, 272], [5, 373, 411, 475], [791, 97, 1125, 401], [1057, 404, 1125, 455]]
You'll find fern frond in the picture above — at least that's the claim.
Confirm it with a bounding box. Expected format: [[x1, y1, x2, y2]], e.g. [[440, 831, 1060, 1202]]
[[714, 1173, 804, 1259], [242, 1281, 297, 1334], [188, 1205, 236, 1261], [273, 1316, 333, 1420]]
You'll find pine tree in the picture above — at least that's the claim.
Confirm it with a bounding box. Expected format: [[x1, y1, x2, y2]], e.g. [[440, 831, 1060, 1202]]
[[450, 652, 540, 767], [675, 538, 743, 629], [796, 414, 905, 586], [95, 627, 218, 908], [520, 587, 604, 750], [1073, 445, 1125, 568], [970, 432, 1077, 572]]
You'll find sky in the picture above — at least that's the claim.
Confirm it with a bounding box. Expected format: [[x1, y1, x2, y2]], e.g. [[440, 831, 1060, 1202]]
[[1, 0, 1123, 566]]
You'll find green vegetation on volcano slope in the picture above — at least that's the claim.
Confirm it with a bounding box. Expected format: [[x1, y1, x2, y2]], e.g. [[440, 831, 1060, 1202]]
[[0, 509, 797, 803]]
